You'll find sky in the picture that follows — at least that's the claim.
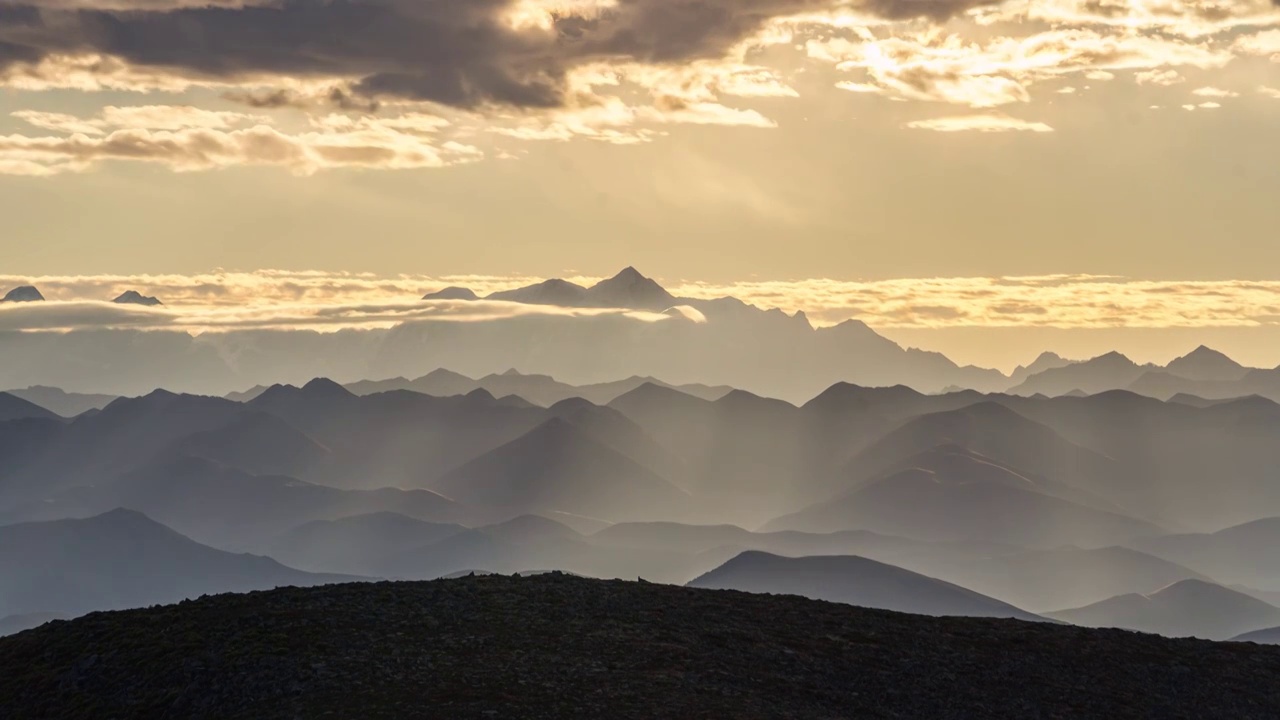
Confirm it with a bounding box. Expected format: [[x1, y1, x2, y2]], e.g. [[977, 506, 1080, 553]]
[[1, 0, 1279, 371]]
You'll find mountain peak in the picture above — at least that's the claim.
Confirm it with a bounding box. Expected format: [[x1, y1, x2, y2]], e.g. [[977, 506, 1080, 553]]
[[301, 377, 353, 398], [2, 285, 44, 303], [1166, 345, 1247, 382], [423, 286, 478, 301], [113, 290, 163, 306], [586, 267, 676, 311]]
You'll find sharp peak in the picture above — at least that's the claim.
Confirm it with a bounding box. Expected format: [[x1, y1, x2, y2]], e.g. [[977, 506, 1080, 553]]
[[1175, 345, 1235, 361], [1093, 350, 1133, 360], [611, 266, 647, 280]]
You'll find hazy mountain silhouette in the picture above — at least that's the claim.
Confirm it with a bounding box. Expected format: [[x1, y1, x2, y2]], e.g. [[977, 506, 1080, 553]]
[[824, 402, 1130, 513], [898, 545, 1213, 613], [1130, 517, 1280, 589], [689, 551, 1045, 621], [431, 417, 690, 521], [765, 445, 1160, 547], [588, 521, 930, 559], [164, 410, 333, 478], [1234, 626, 1280, 644], [370, 514, 703, 583], [486, 267, 678, 312], [1047, 579, 1280, 640], [27, 455, 465, 551], [1008, 351, 1077, 385], [0, 268, 1015, 399], [1, 286, 43, 302], [1011, 352, 1151, 396], [1165, 346, 1249, 382], [112, 290, 163, 306], [1127, 368, 1280, 403], [0, 392, 59, 422], [266, 512, 467, 575], [0, 509, 352, 619], [1002, 391, 1280, 529], [3, 386, 117, 417], [346, 368, 730, 406], [422, 287, 478, 301]]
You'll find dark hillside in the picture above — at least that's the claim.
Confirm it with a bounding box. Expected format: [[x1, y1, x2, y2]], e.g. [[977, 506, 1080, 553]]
[[2, 574, 1279, 719]]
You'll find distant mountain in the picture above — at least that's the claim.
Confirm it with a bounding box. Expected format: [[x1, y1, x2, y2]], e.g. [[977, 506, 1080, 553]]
[[1127, 368, 1280, 403], [1, 286, 43, 302], [997, 391, 1280, 529], [164, 410, 333, 478], [766, 444, 1160, 548], [578, 266, 678, 311], [266, 512, 466, 575], [823, 402, 1129, 513], [588, 521, 932, 560], [487, 278, 590, 307], [0, 509, 353, 619], [1046, 579, 1280, 640], [899, 546, 1212, 613], [373, 514, 700, 583], [422, 287, 478, 301], [0, 392, 59, 422], [1165, 346, 1249, 382], [0, 268, 1016, 399], [1011, 352, 1151, 396], [1234, 626, 1280, 644], [1130, 517, 1280, 589], [112, 290, 163, 306], [487, 267, 677, 312], [4, 386, 117, 417], [26, 455, 466, 552], [1008, 351, 1076, 385], [688, 551, 1045, 622], [431, 417, 691, 521], [346, 369, 730, 407], [0, 612, 67, 638]]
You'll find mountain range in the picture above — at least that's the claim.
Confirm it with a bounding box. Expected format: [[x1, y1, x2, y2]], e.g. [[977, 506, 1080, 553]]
[[5, 305, 1280, 642]]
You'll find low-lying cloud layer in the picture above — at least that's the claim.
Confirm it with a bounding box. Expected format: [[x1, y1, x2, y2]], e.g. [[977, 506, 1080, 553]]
[[0, 0, 1276, 173], [4, 270, 1280, 331]]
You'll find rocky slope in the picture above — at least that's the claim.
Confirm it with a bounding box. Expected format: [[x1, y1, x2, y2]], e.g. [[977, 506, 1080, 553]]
[[2, 574, 1280, 719]]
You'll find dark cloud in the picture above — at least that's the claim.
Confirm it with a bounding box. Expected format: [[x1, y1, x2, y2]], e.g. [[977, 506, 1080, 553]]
[[0, 0, 996, 108]]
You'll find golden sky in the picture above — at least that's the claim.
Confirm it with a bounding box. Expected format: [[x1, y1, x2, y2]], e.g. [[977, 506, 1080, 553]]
[[1, 0, 1278, 369]]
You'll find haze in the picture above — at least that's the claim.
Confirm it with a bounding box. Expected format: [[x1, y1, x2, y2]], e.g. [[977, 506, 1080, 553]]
[[3, 2, 1280, 715]]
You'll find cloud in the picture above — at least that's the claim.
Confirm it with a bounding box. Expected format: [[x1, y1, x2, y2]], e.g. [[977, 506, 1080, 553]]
[[1234, 29, 1280, 59], [0, 0, 1275, 172], [1191, 86, 1239, 97], [904, 114, 1054, 132], [0, 0, 997, 110], [0, 295, 683, 332], [812, 28, 1232, 107], [8, 270, 1280, 331], [0, 112, 479, 175], [1135, 69, 1185, 86]]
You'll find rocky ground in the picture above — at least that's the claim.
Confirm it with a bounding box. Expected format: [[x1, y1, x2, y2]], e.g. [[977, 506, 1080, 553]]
[[2, 573, 1279, 719]]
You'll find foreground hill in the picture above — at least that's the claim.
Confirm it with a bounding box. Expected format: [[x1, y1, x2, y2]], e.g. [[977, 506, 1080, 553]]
[[3, 575, 1280, 719], [687, 551, 1045, 621]]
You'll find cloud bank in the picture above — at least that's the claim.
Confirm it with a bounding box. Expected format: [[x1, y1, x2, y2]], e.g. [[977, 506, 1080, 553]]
[[0, 0, 1276, 173], [4, 270, 1280, 331]]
